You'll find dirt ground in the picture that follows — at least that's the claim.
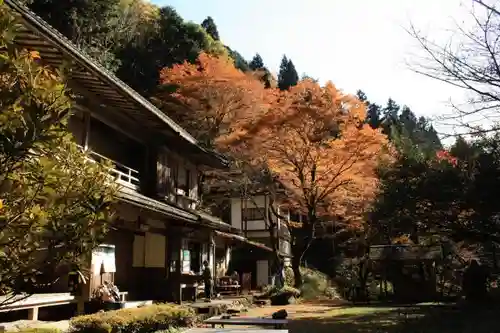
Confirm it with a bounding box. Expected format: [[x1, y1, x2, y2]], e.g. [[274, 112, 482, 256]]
[[244, 299, 350, 318], [240, 300, 500, 333]]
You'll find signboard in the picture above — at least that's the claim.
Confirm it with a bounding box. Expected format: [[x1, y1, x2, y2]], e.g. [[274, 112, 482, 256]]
[[92, 244, 116, 274], [182, 249, 191, 273]]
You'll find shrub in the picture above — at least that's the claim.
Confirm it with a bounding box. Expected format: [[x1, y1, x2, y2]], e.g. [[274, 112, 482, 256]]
[[261, 284, 274, 296], [274, 285, 301, 298], [70, 303, 196, 333], [324, 286, 343, 299], [284, 267, 294, 286], [269, 286, 301, 305], [261, 285, 300, 298], [300, 267, 329, 300]]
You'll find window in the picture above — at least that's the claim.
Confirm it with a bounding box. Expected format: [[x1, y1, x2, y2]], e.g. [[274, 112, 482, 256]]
[[132, 233, 166, 268], [181, 241, 202, 273], [189, 242, 201, 273], [289, 213, 301, 223], [156, 151, 173, 195], [177, 166, 191, 194], [145, 233, 166, 268], [241, 207, 265, 221]]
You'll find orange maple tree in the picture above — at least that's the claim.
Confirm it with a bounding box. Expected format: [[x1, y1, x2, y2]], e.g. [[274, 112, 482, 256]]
[[219, 80, 390, 286], [158, 53, 283, 260], [157, 52, 268, 147]]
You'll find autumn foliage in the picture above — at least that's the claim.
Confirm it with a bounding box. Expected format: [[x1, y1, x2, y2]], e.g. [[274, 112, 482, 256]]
[[159, 52, 389, 230], [158, 52, 268, 147], [219, 80, 389, 223], [436, 150, 458, 166], [158, 54, 390, 286]]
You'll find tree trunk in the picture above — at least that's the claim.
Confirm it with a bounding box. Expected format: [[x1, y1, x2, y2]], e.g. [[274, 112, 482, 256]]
[[289, 215, 315, 289], [266, 210, 281, 287]]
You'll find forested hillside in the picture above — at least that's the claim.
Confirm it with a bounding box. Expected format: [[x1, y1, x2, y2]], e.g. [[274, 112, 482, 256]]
[[23, 0, 440, 150]]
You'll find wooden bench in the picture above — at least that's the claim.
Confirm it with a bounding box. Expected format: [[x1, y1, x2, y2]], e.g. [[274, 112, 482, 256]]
[[216, 284, 241, 296], [0, 293, 76, 320], [204, 315, 288, 329]]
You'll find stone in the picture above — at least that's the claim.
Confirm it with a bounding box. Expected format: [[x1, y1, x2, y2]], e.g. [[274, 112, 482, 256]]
[[272, 309, 288, 319]]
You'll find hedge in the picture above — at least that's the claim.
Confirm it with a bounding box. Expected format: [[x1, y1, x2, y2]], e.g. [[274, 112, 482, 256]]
[[69, 303, 196, 333]]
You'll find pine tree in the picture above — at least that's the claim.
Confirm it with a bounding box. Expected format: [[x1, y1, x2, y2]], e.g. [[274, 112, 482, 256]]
[[356, 89, 368, 102], [249, 53, 265, 70], [356, 90, 381, 129], [201, 16, 220, 41], [381, 98, 400, 136], [367, 103, 382, 129], [383, 98, 400, 121], [278, 55, 299, 90]]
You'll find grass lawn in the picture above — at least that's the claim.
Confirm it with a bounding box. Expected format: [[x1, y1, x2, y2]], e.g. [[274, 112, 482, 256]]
[[244, 300, 499, 333]]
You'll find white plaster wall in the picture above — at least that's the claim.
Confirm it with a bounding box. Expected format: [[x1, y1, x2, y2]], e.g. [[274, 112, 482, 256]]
[[230, 197, 242, 230], [230, 195, 269, 231]]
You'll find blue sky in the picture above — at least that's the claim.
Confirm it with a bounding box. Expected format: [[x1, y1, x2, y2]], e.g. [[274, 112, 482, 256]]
[[152, 0, 471, 136]]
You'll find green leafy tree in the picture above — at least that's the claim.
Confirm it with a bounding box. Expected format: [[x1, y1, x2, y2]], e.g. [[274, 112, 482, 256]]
[[0, 4, 116, 297], [23, 0, 228, 92], [373, 134, 500, 248], [116, 6, 229, 95], [201, 16, 220, 41], [226, 46, 249, 72], [301, 73, 318, 82], [25, 0, 122, 70], [278, 55, 299, 91]]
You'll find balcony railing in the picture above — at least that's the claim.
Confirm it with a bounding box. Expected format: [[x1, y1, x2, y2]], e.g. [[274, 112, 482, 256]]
[[78, 145, 140, 190]]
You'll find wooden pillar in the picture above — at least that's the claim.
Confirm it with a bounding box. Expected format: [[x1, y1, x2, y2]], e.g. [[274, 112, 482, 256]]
[[167, 228, 182, 303], [82, 112, 90, 151], [209, 230, 215, 281], [27, 307, 39, 320], [76, 298, 85, 316]]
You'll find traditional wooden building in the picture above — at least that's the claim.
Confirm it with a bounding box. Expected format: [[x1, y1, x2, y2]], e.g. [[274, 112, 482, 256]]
[[369, 244, 443, 301], [1, 0, 268, 311], [206, 175, 292, 289]]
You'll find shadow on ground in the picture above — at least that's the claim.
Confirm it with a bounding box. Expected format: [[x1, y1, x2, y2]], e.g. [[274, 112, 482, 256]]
[[289, 303, 500, 333]]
